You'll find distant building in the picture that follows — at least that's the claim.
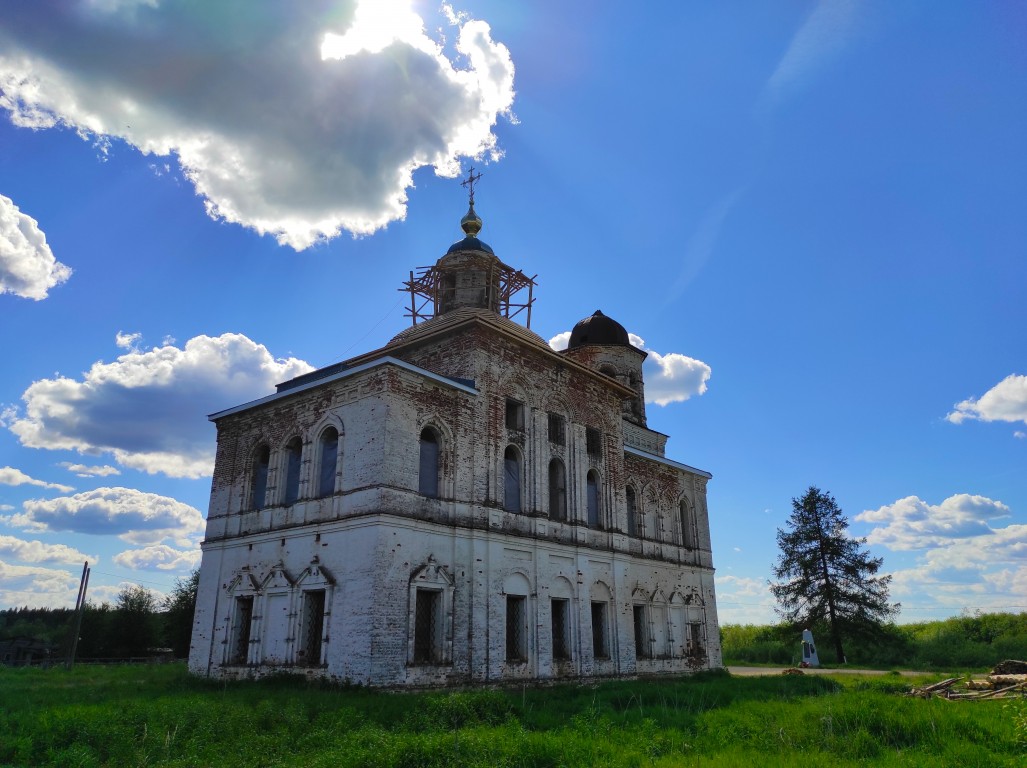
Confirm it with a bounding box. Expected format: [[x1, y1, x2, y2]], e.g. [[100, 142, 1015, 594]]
[[0, 636, 53, 666], [189, 190, 721, 686]]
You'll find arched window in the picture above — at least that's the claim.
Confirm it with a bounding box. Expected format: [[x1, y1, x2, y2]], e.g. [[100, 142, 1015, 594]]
[[680, 499, 696, 549], [503, 446, 521, 512], [419, 427, 440, 498], [644, 491, 659, 539], [548, 458, 566, 521], [318, 426, 339, 497], [250, 445, 270, 510], [626, 486, 637, 536], [586, 470, 601, 528], [283, 437, 302, 504]]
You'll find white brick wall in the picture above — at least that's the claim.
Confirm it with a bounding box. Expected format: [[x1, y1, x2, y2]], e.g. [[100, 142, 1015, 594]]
[[189, 319, 721, 686]]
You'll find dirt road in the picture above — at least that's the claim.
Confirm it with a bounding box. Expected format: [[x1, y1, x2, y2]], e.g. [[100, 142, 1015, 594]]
[[727, 666, 925, 677]]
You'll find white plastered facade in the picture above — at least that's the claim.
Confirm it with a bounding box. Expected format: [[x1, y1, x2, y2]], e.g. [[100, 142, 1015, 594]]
[[189, 225, 722, 687]]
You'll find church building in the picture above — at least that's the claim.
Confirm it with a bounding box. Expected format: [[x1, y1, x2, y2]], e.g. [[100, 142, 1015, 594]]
[[188, 181, 722, 686]]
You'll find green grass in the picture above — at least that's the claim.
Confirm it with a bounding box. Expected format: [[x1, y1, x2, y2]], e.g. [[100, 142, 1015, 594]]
[[721, 613, 1027, 670], [0, 664, 1023, 767]]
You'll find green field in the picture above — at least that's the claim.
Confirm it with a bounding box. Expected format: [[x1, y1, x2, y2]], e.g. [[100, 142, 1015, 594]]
[[1, 664, 1023, 767], [720, 612, 1027, 670]]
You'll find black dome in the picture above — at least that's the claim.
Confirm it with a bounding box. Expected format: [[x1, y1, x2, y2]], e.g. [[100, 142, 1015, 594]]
[[446, 235, 494, 255], [567, 310, 630, 348]]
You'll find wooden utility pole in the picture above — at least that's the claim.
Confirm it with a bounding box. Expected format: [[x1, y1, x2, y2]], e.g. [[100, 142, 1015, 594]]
[[66, 561, 90, 668]]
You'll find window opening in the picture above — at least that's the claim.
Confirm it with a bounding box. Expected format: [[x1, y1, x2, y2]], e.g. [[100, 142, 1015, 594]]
[[413, 589, 442, 663], [318, 427, 339, 497], [633, 605, 648, 659], [506, 595, 527, 662], [503, 446, 521, 512], [689, 622, 704, 657], [251, 446, 270, 510], [680, 499, 695, 549], [651, 604, 668, 658], [591, 602, 609, 659], [419, 428, 440, 498], [586, 471, 601, 528], [548, 458, 567, 521], [299, 590, 325, 666], [505, 398, 524, 431], [230, 596, 253, 664], [284, 438, 302, 505], [547, 413, 565, 446], [626, 487, 637, 536], [438, 271, 457, 314], [586, 427, 602, 458], [551, 599, 570, 660]]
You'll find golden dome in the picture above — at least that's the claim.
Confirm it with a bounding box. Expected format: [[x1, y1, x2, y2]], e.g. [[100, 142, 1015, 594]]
[[460, 203, 482, 237]]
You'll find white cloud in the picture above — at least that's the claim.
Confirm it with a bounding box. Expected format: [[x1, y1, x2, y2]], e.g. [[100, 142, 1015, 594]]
[[115, 331, 142, 351], [857, 493, 1027, 617], [634, 335, 712, 406], [0, 194, 72, 300], [114, 544, 200, 572], [0, 1, 515, 250], [1016, 431, 1026, 439], [665, 188, 744, 301], [548, 330, 711, 406], [0, 466, 73, 493], [548, 331, 571, 351], [4, 487, 204, 547], [7, 333, 312, 478], [0, 534, 95, 565], [946, 374, 1027, 426], [59, 462, 121, 478], [0, 560, 80, 608], [856, 494, 1011, 550], [887, 559, 1027, 617], [714, 574, 776, 625], [761, 0, 863, 109]]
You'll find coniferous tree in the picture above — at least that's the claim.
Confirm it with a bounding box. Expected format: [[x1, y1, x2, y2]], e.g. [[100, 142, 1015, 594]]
[[770, 486, 898, 663]]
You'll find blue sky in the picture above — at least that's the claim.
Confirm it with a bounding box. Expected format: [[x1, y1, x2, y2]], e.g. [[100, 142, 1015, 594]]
[[1, 1, 1024, 624]]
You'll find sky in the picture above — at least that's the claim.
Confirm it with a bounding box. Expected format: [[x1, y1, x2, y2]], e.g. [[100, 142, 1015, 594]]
[[0, 0, 1024, 625]]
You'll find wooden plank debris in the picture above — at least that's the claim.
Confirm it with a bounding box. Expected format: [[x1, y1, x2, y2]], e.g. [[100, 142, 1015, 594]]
[[905, 674, 1026, 701]]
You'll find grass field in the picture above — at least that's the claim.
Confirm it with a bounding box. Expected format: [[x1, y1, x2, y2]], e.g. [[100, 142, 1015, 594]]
[[1, 664, 1023, 767]]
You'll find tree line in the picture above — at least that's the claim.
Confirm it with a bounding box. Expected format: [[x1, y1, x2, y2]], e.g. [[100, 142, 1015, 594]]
[[1, 570, 198, 660], [722, 611, 1027, 669]]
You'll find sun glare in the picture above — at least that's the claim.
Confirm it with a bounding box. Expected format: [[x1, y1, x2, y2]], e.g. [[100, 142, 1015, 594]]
[[321, 0, 434, 60]]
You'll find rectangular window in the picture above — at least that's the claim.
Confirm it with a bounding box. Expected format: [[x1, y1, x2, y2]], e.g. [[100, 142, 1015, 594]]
[[505, 398, 524, 431], [230, 596, 253, 664], [506, 595, 527, 662], [504, 448, 521, 512], [590, 601, 609, 659], [299, 590, 325, 666], [689, 622, 704, 657], [651, 604, 668, 659], [633, 605, 649, 659], [318, 428, 339, 497], [413, 589, 441, 663], [586, 427, 602, 457], [547, 413, 565, 446], [284, 441, 302, 505], [626, 488, 638, 536], [586, 472, 600, 528], [419, 430, 439, 498], [551, 599, 570, 661]]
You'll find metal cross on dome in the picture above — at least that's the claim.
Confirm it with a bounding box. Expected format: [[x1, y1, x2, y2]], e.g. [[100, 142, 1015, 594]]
[[461, 167, 483, 206]]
